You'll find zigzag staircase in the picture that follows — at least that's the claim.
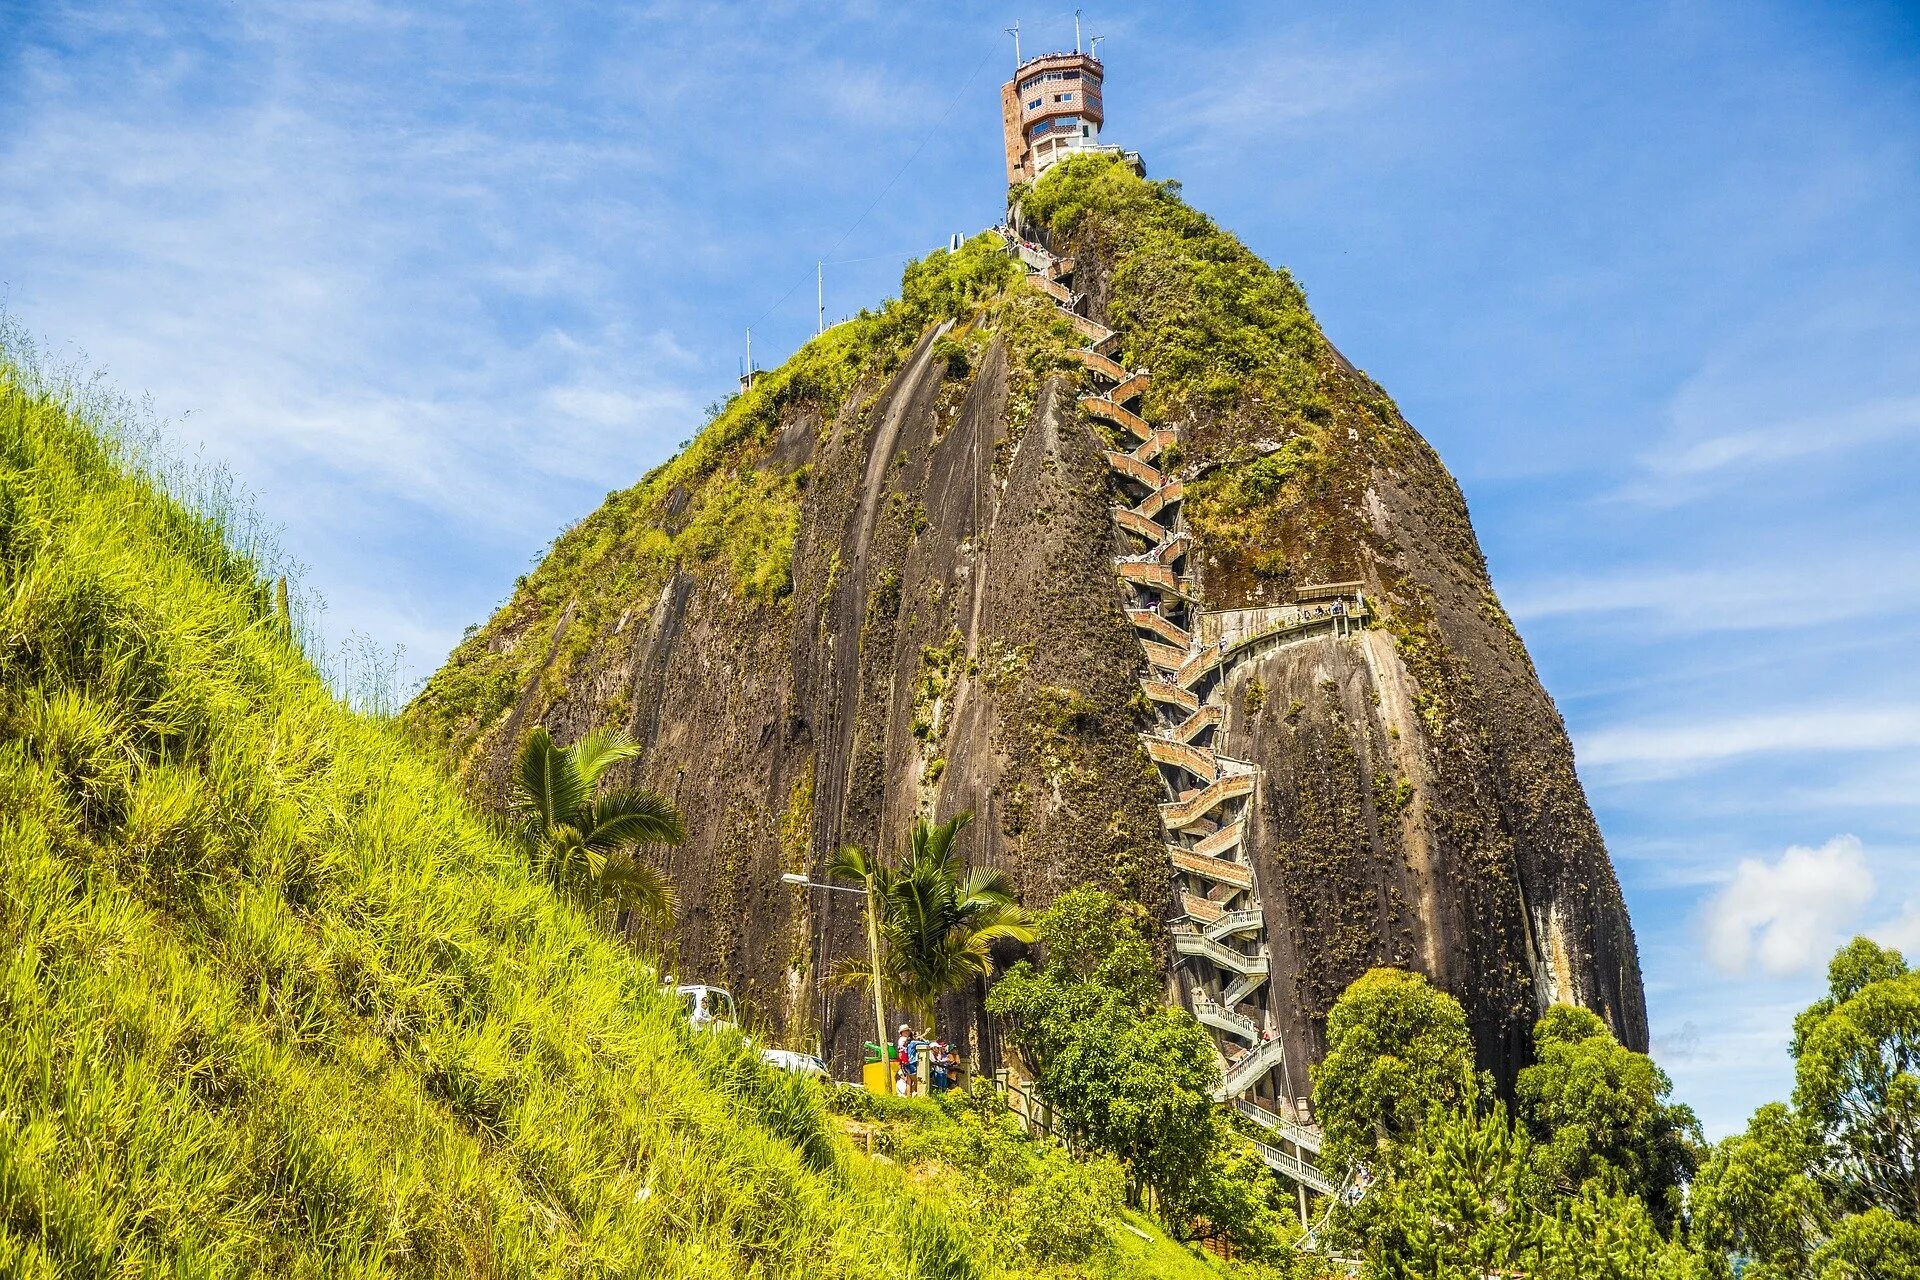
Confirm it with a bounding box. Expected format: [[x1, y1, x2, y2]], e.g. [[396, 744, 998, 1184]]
[[1003, 228, 1376, 1200]]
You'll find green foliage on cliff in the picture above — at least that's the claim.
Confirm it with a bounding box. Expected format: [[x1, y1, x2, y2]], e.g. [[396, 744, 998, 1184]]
[[405, 231, 1069, 768], [1022, 154, 1415, 597], [1022, 155, 1353, 583], [1021, 155, 1326, 421], [0, 342, 1191, 1279]]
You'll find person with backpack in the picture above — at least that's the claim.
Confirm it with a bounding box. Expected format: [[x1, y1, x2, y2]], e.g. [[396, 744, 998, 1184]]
[[894, 1024, 916, 1097]]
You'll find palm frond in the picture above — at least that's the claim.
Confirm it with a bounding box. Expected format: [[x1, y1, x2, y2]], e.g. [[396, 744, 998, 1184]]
[[570, 727, 645, 787], [582, 789, 685, 851], [961, 867, 1020, 906], [827, 843, 875, 887], [910, 810, 973, 867], [598, 852, 678, 929], [513, 726, 589, 835]]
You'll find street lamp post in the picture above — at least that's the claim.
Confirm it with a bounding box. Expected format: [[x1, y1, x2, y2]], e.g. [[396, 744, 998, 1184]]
[[780, 872, 887, 1061]]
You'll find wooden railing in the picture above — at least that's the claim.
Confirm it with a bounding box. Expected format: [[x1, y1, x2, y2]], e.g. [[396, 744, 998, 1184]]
[[1160, 773, 1254, 828], [1168, 847, 1255, 888]]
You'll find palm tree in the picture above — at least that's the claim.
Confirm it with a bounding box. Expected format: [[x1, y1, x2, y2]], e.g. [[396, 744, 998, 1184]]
[[826, 842, 892, 1054], [833, 812, 1035, 1035], [513, 725, 685, 931]]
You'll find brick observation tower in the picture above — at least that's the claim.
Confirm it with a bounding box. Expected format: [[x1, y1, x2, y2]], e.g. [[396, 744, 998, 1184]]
[[999, 48, 1107, 185], [998, 21, 1143, 188]]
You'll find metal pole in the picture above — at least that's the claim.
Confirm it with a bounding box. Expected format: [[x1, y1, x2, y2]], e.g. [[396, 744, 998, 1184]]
[[1074, 9, 1082, 54], [816, 261, 824, 337], [744, 328, 751, 389], [1004, 20, 1020, 66]]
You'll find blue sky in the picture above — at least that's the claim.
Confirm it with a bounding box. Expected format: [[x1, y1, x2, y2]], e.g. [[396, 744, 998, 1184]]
[[4, 0, 1918, 1136]]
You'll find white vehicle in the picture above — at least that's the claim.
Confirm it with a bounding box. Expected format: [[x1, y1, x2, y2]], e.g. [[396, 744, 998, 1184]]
[[760, 1048, 830, 1079], [673, 983, 738, 1030]]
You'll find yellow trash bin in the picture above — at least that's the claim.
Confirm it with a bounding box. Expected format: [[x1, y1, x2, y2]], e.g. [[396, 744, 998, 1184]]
[[862, 1058, 894, 1096]]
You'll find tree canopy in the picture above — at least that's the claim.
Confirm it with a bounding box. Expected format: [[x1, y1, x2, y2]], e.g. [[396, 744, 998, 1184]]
[[1311, 967, 1476, 1176], [1690, 937, 1920, 1278], [986, 887, 1285, 1254], [1514, 1004, 1702, 1229]]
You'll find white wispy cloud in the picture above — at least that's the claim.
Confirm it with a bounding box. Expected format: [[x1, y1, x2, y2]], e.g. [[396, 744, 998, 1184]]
[[1578, 704, 1920, 776], [1620, 393, 1920, 506], [0, 1, 715, 675], [1505, 554, 1920, 632], [1140, 31, 1413, 158], [1701, 835, 1875, 976], [1614, 293, 1920, 507], [1646, 394, 1920, 480]]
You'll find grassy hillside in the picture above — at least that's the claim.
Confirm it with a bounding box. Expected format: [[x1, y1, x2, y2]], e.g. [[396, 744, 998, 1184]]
[[0, 331, 1236, 1278]]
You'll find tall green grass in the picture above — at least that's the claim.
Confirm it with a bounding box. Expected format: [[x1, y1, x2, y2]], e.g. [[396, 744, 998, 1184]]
[[0, 328, 986, 1278], [0, 325, 1244, 1278]]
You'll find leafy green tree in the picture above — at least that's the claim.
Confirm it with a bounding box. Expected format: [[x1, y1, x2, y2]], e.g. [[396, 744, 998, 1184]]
[[1690, 938, 1920, 1278], [1690, 1102, 1832, 1279], [1791, 938, 1920, 1218], [1811, 1208, 1920, 1279], [986, 887, 1283, 1254], [1312, 967, 1476, 1176], [512, 725, 684, 930], [1363, 1103, 1687, 1280], [1364, 1102, 1541, 1279], [1537, 1182, 1694, 1280], [1515, 1004, 1703, 1230]]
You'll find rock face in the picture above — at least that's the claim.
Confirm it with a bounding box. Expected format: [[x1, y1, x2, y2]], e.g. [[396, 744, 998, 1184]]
[[407, 161, 1646, 1088]]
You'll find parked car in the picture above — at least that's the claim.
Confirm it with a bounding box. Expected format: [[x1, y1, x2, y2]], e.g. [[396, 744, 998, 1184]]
[[673, 983, 737, 1030], [760, 1048, 830, 1079]]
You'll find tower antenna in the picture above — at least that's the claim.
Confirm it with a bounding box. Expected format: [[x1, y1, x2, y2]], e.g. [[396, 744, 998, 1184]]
[[1004, 20, 1020, 66], [1074, 9, 1082, 54], [1090, 34, 1104, 60], [816, 261, 824, 337]]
